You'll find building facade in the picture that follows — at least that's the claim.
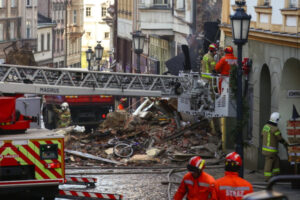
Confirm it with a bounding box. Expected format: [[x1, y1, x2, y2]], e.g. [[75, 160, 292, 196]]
[[82, 0, 113, 69], [34, 14, 56, 67], [220, 0, 300, 170], [51, 0, 66, 68], [66, 0, 84, 68], [0, 0, 37, 63]]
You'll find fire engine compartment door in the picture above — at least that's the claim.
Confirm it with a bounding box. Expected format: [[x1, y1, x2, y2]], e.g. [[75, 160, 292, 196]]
[[16, 97, 41, 128]]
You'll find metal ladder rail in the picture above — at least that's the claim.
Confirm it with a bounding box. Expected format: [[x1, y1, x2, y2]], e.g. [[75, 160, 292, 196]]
[[0, 64, 188, 97]]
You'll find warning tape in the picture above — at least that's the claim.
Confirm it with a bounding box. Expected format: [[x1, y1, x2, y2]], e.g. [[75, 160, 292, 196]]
[[59, 190, 123, 200], [66, 176, 97, 184], [65, 176, 97, 188]]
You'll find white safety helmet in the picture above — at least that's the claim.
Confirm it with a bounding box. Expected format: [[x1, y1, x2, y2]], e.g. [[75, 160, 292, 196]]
[[270, 112, 280, 124], [61, 102, 69, 111]]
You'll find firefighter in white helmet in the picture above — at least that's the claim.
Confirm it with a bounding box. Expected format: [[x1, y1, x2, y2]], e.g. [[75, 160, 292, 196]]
[[52, 102, 71, 128], [261, 112, 288, 181]]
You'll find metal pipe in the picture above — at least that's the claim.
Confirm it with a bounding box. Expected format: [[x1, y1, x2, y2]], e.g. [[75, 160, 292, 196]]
[[236, 44, 244, 178]]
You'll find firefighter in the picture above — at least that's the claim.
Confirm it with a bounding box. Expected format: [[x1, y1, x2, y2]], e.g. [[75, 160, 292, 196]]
[[201, 43, 217, 74], [52, 102, 71, 128], [214, 46, 237, 93], [214, 152, 253, 200], [261, 112, 288, 181], [174, 156, 216, 200]]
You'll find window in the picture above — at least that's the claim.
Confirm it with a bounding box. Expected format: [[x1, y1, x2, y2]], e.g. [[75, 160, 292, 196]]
[[11, 0, 16, 7], [26, 0, 31, 6], [41, 34, 44, 51], [0, 23, 3, 41], [73, 10, 77, 24], [263, 0, 270, 6], [57, 38, 60, 52], [86, 7, 91, 17], [26, 21, 31, 38], [47, 33, 50, 50], [101, 6, 107, 17], [176, 0, 185, 9], [61, 39, 64, 51], [0, 0, 5, 8], [289, 0, 298, 7], [9, 22, 15, 40], [104, 32, 109, 39], [153, 0, 168, 5]]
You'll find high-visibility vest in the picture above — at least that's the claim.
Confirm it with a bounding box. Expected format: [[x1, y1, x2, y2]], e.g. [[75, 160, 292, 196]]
[[261, 123, 283, 154]]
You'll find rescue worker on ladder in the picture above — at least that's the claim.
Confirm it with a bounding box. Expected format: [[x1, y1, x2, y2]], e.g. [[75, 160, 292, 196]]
[[174, 156, 216, 200], [261, 112, 288, 181], [201, 43, 217, 74], [214, 46, 237, 94], [214, 152, 253, 200], [201, 43, 220, 135], [52, 102, 71, 128]]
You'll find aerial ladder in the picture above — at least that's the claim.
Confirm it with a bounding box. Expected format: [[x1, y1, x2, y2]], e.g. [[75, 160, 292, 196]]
[[0, 64, 236, 118]]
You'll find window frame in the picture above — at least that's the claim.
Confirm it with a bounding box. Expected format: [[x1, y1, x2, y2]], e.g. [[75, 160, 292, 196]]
[[86, 7, 91, 17], [0, 0, 5, 8], [47, 33, 50, 51], [41, 34, 44, 51], [73, 10, 77, 24], [101, 5, 107, 17], [0, 23, 3, 41]]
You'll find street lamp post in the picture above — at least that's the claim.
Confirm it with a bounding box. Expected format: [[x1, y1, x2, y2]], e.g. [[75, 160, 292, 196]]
[[86, 46, 93, 70], [95, 41, 104, 71], [132, 31, 145, 73], [230, 0, 251, 178]]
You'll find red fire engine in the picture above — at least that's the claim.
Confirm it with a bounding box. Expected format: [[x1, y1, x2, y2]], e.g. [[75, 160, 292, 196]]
[[43, 94, 114, 131], [0, 96, 64, 199]]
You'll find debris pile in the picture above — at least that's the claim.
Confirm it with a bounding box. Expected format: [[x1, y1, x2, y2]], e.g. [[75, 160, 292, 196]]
[[63, 99, 222, 166]]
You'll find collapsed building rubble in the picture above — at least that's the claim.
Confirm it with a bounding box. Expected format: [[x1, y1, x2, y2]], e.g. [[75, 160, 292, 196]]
[[63, 98, 223, 166]]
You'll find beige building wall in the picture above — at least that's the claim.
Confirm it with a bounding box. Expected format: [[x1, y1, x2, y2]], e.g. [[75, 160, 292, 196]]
[[0, 0, 37, 63], [220, 0, 300, 170], [66, 0, 84, 68]]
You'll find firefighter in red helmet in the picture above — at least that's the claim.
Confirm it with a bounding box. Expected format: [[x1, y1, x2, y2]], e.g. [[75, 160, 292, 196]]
[[174, 156, 216, 200], [214, 152, 253, 200], [214, 46, 237, 93]]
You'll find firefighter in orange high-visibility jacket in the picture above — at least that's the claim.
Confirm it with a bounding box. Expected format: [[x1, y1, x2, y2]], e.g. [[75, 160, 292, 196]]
[[214, 152, 253, 200], [52, 102, 71, 128], [261, 112, 288, 181], [174, 156, 216, 200]]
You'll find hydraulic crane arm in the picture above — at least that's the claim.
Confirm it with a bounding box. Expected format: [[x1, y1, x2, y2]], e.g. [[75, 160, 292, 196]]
[[0, 64, 185, 97]]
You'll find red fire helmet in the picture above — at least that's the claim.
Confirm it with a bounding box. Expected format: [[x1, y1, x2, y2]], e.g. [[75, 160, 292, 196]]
[[225, 152, 242, 166]]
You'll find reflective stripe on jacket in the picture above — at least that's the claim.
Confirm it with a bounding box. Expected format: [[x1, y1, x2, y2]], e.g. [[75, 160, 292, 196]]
[[215, 53, 237, 76], [214, 171, 253, 200], [261, 123, 283, 155], [174, 171, 216, 200]]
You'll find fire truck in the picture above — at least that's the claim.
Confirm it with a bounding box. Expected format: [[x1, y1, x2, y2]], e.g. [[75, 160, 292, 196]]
[[0, 96, 64, 199], [42, 68, 114, 131]]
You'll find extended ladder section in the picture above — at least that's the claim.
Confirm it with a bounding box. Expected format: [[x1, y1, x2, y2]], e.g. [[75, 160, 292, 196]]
[[0, 64, 236, 117], [0, 64, 184, 97]]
